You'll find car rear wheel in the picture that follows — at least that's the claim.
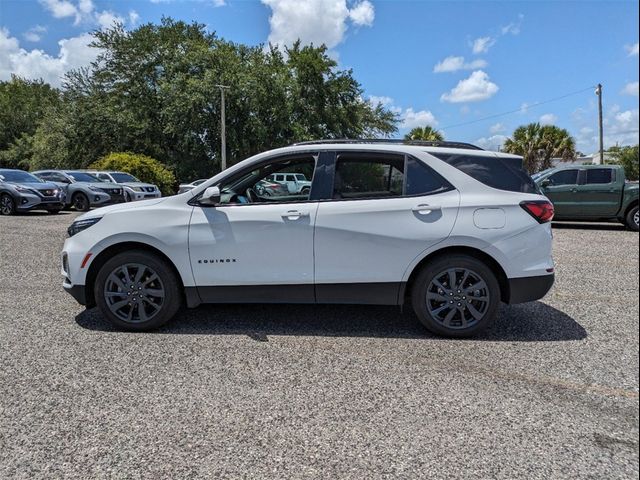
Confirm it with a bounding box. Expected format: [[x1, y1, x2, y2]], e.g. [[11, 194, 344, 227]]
[[0, 194, 16, 216], [72, 192, 90, 212], [625, 205, 639, 231], [95, 251, 182, 331], [411, 254, 501, 337]]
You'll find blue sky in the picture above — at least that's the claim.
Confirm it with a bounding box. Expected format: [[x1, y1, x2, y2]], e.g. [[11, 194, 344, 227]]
[[1, 0, 638, 153]]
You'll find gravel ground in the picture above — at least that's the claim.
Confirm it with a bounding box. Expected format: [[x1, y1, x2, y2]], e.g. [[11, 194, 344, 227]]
[[0, 212, 638, 479]]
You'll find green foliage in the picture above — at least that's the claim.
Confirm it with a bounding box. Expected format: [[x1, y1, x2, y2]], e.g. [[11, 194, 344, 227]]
[[608, 145, 639, 181], [90, 152, 177, 195], [503, 123, 576, 173], [0, 76, 61, 168], [404, 126, 444, 142]]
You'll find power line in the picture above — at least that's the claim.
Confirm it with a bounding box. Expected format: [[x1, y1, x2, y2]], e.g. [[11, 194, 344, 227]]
[[440, 86, 597, 131]]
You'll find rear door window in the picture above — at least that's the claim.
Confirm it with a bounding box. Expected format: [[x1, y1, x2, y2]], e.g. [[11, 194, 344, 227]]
[[430, 153, 538, 194], [333, 153, 404, 199], [585, 168, 614, 184], [548, 170, 579, 186]]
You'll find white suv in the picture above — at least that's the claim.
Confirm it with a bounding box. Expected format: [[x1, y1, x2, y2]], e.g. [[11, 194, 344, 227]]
[[267, 172, 312, 195], [61, 140, 555, 337]]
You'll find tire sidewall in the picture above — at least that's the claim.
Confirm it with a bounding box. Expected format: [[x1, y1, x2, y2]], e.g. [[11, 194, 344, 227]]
[[411, 255, 501, 338], [94, 251, 182, 331], [626, 206, 639, 232]]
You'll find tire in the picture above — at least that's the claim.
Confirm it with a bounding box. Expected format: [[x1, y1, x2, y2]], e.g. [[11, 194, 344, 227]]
[[125, 192, 132, 202], [411, 254, 501, 338], [301, 187, 310, 195], [72, 192, 90, 212], [47, 209, 62, 215], [94, 250, 183, 331], [0, 193, 16, 216], [625, 205, 639, 232]]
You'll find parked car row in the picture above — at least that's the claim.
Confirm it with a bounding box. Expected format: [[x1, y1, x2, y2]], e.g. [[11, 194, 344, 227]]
[[0, 168, 161, 215]]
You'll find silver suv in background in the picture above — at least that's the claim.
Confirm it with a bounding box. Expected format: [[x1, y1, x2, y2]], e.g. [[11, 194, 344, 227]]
[[177, 179, 207, 194], [0, 169, 66, 215], [90, 171, 161, 202], [33, 170, 124, 211]]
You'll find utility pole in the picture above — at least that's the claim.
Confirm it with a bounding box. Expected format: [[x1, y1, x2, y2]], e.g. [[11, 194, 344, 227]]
[[215, 84, 230, 171], [596, 83, 604, 164]]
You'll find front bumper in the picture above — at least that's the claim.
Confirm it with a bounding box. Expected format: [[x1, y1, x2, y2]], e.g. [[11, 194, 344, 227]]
[[507, 274, 555, 304], [64, 283, 87, 305], [15, 192, 66, 211], [126, 190, 162, 201]]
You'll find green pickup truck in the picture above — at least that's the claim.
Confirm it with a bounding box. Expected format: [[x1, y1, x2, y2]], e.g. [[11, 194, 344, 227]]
[[533, 164, 639, 231]]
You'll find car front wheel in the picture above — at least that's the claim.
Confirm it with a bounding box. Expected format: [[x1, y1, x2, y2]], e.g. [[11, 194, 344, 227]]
[[95, 251, 182, 331], [626, 205, 639, 232], [72, 192, 90, 212], [411, 254, 501, 337], [0, 194, 16, 215]]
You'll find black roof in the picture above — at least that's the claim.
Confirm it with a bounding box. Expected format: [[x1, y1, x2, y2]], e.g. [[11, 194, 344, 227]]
[[292, 139, 483, 150]]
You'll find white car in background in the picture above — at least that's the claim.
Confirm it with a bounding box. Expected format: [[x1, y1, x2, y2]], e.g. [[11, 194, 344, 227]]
[[177, 179, 207, 194], [90, 171, 161, 202], [61, 140, 555, 337], [267, 172, 312, 195]]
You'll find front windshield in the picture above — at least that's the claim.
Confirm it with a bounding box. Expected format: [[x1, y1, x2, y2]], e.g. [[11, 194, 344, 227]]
[[111, 172, 139, 183], [67, 172, 102, 183], [0, 170, 43, 183], [531, 168, 553, 180], [194, 179, 207, 186]]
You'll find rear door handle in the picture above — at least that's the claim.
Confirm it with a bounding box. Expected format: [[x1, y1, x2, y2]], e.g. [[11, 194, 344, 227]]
[[281, 210, 309, 220], [412, 204, 442, 214]]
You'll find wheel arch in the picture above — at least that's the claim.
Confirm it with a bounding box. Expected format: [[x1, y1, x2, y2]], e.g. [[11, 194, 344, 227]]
[[84, 241, 189, 308], [402, 246, 511, 304], [623, 198, 638, 218]]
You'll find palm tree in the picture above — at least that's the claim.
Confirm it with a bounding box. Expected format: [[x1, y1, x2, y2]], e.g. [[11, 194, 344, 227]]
[[504, 123, 576, 173], [404, 126, 444, 142]]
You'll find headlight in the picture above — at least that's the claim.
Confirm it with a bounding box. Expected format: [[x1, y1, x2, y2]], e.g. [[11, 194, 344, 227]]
[[132, 186, 143, 192], [12, 185, 31, 193], [88, 186, 102, 192], [68, 217, 102, 237]]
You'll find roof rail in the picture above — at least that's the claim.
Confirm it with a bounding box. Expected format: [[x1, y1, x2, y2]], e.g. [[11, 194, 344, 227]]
[[291, 138, 483, 150]]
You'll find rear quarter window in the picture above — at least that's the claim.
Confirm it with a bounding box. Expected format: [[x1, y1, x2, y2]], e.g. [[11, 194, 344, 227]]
[[585, 168, 614, 184], [430, 153, 539, 194]]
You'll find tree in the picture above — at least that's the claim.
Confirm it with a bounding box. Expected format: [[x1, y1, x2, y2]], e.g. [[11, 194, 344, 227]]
[[0, 76, 61, 168], [90, 152, 177, 195], [608, 145, 639, 181], [53, 19, 398, 180], [404, 126, 444, 142], [503, 123, 576, 173]]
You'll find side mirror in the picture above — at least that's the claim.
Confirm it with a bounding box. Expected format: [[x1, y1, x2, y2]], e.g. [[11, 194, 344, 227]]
[[541, 179, 552, 188], [199, 186, 221, 206]]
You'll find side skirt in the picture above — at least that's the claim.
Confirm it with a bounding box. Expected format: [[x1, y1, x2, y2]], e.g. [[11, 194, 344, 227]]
[[188, 282, 405, 306]]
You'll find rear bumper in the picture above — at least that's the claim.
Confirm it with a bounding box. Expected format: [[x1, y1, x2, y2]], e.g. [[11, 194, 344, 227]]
[[507, 274, 555, 304]]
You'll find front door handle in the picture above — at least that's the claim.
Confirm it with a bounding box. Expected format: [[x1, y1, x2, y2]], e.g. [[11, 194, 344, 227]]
[[281, 210, 309, 220], [412, 204, 442, 215]]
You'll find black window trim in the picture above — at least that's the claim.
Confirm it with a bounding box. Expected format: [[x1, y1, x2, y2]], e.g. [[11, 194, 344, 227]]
[[324, 151, 455, 203]]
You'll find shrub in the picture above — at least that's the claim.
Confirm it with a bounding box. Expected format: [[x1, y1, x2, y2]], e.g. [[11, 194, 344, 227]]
[[90, 152, 177, 195]]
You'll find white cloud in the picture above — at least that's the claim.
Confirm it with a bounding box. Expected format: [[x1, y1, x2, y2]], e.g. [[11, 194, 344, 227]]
[[23, 25, 47, 43], [212, 0, 227, 6], [539, 113, 558, 125], [471, 36, 495, 54], [0, 28, 99, 87], [368, 95, 394, 107], [433, 55, 487, 73], [471, 15, 523, 54], [261, 0, 374, 50], [348, 0, 374, 26], [401, 108, 438, 129], [625, 42, 639, 57], [489, 122, 505, 134], [96, 10, 125, 29], [128, 10, 140, 26], [441, 70, 499, 103], [576, 105, 639, 152], [621, 81, 639, 97], [475, 135, 507, 151], [39, 0, 79, 20]]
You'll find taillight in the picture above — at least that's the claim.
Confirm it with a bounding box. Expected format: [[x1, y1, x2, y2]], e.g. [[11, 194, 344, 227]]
[[520, 200, 554, 223]]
